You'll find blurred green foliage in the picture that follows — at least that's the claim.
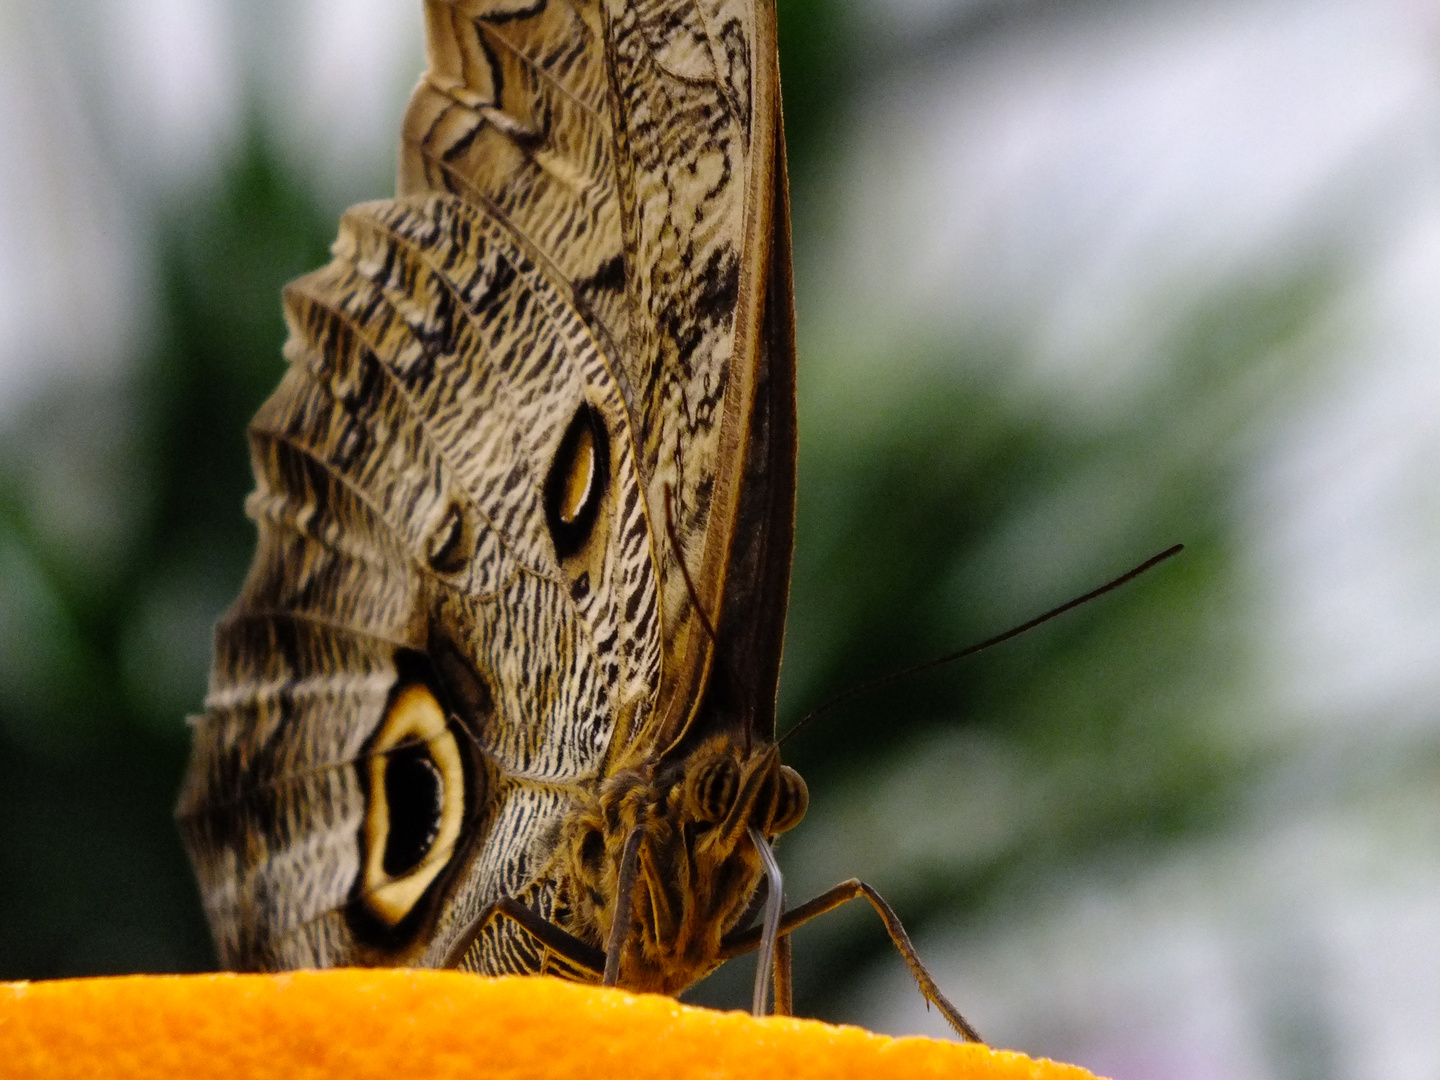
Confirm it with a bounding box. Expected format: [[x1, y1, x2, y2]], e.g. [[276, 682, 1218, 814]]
[[0, 0, 1338, 1037], [686, 254, 1339, 1019], [0, 131, 333, 976]]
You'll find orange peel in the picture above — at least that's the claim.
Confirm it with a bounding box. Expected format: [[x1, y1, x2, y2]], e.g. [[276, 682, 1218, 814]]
[[0, 970, 1102, 1080]]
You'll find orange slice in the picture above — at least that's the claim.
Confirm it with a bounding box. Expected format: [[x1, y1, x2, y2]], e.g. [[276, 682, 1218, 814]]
[[0, 970, 1102, 1080]]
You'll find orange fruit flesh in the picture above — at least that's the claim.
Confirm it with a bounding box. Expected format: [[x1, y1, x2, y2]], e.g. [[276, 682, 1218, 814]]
[[0, 970, 1103, 1080]]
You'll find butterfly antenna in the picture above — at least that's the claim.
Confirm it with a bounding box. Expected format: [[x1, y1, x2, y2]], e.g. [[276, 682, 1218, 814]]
[[778, 543, 1185, 749]]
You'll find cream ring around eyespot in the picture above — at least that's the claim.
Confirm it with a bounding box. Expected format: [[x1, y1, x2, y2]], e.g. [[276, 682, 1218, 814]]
[[362, 684, 466, 927]]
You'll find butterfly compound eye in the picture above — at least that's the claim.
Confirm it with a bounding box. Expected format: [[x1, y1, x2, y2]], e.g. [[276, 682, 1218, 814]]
[[544, 402, 610, 560], [358, 683, 466, 927], [767, 766, 808, 836]]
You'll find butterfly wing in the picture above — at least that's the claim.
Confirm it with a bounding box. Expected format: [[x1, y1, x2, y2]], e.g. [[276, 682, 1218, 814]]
[[178, 189, 660, 968], [406, 0, 793, 750], [178, 0, 794, 972], [600, 0, 791, 750]]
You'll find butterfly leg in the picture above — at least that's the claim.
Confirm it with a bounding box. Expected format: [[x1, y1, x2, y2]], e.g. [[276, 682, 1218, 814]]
[[719, 879, 983, 1043], [442, 895, 606, 978], [603, 827, 644, 986], [773, 930, 794, 1015]]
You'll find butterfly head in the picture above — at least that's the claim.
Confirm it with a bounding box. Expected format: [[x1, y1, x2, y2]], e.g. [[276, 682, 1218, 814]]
[[561, 736, 807, 994]]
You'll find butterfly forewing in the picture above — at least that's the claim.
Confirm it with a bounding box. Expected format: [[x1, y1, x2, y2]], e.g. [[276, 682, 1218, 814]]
[[603, 0, 783, 750]]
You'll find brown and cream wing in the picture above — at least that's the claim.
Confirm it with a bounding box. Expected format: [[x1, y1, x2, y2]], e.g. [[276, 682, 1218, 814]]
[[177, 190, 661, 969], [179, 0, 793, 973], [403, 0, 789, 752]]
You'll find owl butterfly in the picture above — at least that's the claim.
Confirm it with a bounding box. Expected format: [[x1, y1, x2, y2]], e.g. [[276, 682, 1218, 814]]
[[177, 0, 978, 1040]]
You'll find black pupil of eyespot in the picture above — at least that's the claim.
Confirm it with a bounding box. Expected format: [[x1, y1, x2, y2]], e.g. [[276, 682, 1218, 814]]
[[382, 741, 444, 878]]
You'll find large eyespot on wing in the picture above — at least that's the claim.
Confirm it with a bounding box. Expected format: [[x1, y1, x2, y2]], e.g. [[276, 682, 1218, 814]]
[[543, 401, 611, 563], [353, 678, 470, 931]]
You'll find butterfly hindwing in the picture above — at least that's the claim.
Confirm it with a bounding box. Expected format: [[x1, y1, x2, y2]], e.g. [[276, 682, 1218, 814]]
[[179, 188, 659, 967]]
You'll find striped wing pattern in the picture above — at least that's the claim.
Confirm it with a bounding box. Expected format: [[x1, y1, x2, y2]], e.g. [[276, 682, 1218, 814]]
[[178, 0, 781, 974]]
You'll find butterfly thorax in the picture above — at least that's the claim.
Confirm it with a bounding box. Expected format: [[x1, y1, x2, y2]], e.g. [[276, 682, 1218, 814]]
[[554, 736, 807, 994]]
